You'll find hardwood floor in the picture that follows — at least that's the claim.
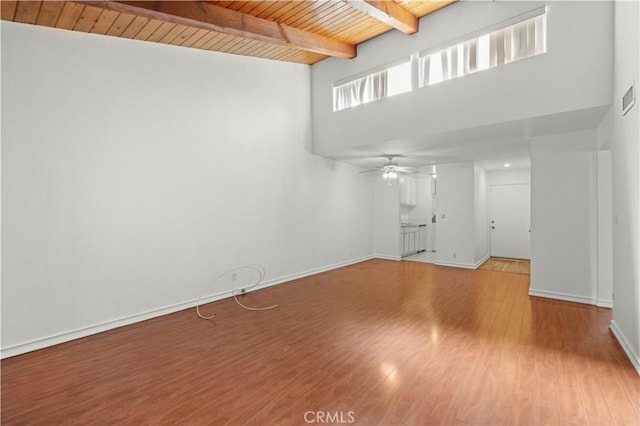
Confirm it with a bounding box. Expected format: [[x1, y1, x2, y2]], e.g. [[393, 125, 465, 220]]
[[479, 257, 531, 275], [2, 259, 638, 425]]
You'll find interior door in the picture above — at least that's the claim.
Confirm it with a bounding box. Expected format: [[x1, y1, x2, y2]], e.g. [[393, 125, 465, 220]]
[[489, 184, 530, 260]]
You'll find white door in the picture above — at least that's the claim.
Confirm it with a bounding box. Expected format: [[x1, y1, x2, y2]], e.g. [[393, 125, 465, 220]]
[[489, 184, 530, 260]]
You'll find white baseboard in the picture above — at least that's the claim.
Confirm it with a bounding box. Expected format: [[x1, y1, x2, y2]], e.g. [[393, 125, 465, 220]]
[[610, 320, 640, 375], [373, 255, 401, 261], [596, 298, 613, 308], [473, 254, 490, 269], [253, 255, 374, 290], [528, 288, 597, 306], [528, 290, 614, 310], [433, 261, 476, 269], [432, 254, 489, 270], [0, 288, 233, 359], [0, 255, 374, 359]]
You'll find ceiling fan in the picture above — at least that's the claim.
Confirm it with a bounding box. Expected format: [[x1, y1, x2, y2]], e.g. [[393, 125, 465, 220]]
[[358, 155, 418, 179]]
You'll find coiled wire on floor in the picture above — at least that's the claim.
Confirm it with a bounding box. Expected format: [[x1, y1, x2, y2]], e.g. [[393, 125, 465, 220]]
[[196, 264, 279, 319]]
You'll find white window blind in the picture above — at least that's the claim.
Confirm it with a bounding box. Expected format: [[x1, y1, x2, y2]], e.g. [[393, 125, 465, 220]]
[[419, 12, 546, 87], [333, 60, 411, 112], [331, 9, 547, 112]]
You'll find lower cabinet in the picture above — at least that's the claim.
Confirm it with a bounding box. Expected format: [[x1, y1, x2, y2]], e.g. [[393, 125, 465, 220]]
[[401, 224, 428, 257], [401, 225, 419, 257]]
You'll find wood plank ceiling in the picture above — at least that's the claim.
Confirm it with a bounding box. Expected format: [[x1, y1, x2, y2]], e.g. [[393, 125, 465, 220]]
[[1, 1, 455, 65]]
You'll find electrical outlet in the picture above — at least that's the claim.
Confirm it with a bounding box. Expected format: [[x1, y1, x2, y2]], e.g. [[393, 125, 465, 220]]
[[452, 252, 457, 259], [232, 273, 238, 282]]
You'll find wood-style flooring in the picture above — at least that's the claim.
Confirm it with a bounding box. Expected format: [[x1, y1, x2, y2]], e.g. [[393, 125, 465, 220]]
[[479, 257, 531, 275], [2, 259, 638, 425]]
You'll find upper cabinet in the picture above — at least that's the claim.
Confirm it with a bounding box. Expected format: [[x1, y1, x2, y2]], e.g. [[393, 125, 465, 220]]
[[400, 176, 417, 206]]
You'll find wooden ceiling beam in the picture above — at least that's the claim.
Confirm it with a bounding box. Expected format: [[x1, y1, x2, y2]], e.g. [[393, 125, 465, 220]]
[[78, 1, 356, 59], [346, 0, 418, 35]]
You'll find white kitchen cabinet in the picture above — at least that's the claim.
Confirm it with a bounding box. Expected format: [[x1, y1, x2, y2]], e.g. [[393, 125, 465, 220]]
[[418, 225, 427, 252], [401, 224, 419, 257], [400, 176, 417, 206]]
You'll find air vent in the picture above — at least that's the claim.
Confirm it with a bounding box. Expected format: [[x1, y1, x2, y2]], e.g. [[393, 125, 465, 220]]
[[622, 82, 635, 116]]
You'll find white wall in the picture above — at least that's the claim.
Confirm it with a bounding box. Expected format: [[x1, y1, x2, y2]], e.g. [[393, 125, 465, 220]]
[[530, 130, 598, 305], [1, 22, 374, 356], [487, 168, 531, 186], [373, 177, 400, 259], [609, 0, 640, 373], [597, 151, 613, 307], [433, 162, 476, 267], [0, 19, 3, 355], [311, 1, 613, 155], [474, 165, 489, 264], [432, 162, 489, 268]]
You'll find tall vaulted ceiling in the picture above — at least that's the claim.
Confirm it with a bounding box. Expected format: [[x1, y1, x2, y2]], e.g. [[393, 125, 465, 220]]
[[1, 1, 455, 64]]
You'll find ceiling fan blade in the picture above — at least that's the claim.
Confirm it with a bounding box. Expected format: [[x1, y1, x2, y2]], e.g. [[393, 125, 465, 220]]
[[378, 154, 406, 159], [396, 166, 418, 172], [358, 169, 382, 174]]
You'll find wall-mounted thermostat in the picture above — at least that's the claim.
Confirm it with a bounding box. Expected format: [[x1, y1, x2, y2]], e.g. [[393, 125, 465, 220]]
[[622, 81, 635, 116]]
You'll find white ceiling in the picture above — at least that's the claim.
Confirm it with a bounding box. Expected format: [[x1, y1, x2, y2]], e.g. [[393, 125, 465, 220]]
[[326, 105, 610, 173]]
